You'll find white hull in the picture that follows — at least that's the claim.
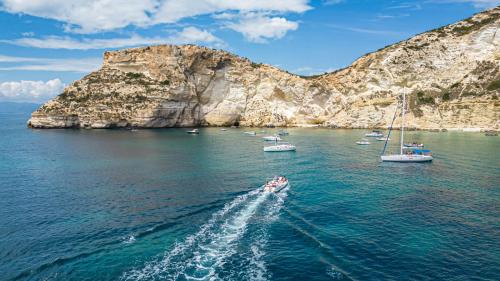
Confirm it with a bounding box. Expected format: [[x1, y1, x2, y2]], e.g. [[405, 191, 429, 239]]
[[264, 144, 296, 152], [356, 141, 370, 145], [381, 154, 433, 162], [263, 182, 289, 193], [262, 136, 282, 141], [365, 133, 384, 137]]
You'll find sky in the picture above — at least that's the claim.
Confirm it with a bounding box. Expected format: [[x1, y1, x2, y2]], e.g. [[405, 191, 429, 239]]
[[0, 0, 498, 103]]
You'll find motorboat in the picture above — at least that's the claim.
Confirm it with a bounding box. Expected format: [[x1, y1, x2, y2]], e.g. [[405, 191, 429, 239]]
[[376, 137, 390, 141], [356, 139, 371, 145], [263, 143, 296, 152], [187, 129, 199, 134], [365, 130, 384, 137], [381, 89, 432, 163], [403, 142, 424, 148], [244, 131, 256, 136], [263, 176, 289, 193], [277, 130, 289, 136], [485, 130, 497, 136], [262, 135, 282, 141], [220, 128, 227, 131]]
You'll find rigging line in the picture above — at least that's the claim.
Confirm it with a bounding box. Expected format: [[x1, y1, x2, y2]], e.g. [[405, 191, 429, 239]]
[[381, 100, 400, 156]]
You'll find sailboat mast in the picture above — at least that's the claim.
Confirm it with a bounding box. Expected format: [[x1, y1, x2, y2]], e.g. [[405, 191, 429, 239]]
[[400, 88, 406, 155]]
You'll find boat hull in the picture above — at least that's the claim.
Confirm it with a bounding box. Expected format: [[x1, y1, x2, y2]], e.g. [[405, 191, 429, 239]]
[[264, 145, 296, 152], [381, 154, 433, 162], [262, 136, 281, 141], [263, 182, 289, 193]]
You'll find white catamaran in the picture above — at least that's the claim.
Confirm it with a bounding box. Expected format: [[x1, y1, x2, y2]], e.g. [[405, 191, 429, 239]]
[[381, 89, 433, 163]]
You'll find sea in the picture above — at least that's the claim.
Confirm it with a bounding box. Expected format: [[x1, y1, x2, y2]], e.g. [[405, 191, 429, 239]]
[[0, 103, 499, 281]]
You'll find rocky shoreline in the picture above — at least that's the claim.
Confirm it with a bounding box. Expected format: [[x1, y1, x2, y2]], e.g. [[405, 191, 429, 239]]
[[28, 8, 499, 131]]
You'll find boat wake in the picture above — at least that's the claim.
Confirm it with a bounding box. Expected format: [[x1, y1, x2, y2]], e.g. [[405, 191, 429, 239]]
[[122, 187, 288, 281]]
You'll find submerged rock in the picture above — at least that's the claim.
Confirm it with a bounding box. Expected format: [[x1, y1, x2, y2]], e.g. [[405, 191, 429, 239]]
[[29, 7, 499, 131]]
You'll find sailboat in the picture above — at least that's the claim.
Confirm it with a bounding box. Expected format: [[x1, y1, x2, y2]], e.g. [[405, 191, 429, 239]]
[[263, 137, 296, 152], [381, 89, 433, 163]]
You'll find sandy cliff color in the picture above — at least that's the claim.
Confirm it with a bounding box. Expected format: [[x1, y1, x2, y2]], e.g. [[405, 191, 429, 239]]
[[29, 7, 500, 131]]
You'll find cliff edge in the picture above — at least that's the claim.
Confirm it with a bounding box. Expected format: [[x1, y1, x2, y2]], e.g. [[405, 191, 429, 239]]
[[29, 7, 500, 130]]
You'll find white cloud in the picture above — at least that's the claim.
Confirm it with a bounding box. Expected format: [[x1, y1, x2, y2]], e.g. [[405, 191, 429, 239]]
[[1, 0, 158, 34], [0, 55, 101, 72], [327, 24, 404, 36], [225, 13, 299, 43], [1, 0, 311, 33], [322, 0, 343, 5], [429, 0, 500, 8], [0, 79, 64, 103], [2, 27, 224, 50]]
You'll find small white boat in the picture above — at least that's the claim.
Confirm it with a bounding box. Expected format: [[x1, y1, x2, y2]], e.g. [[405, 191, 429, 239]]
[[220, 128, 227, 131], [263, 176, 289, 193], [365, 130, 384, 137], [356, 140, 371, 145], [403, 143, 424, 148], [277, 130, 289, 136], [244, 131, 256, 135], [376, 137, 390, 141], [262, 135, 282, 141], [263, 143, 296, 152], [187, 129, 199, 134]]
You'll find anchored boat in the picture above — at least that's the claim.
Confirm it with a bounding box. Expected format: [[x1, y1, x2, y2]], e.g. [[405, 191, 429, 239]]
[[244, 131, 256, 135], [263, 143, 296, 152], [187, 129, 199, 134], [277, 130, 289, 136], [263, 176, 289, 193], [403, 142, 424, 148], [356, 139, 371, 145], [262, 135, 282, 141], [365, 130, 384, 137], [381, 89, 433, 163]]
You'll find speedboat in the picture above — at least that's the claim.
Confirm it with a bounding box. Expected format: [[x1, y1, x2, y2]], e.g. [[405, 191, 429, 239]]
[[262, 135, 282, 141], [220, 128, 227, 131], [376, 137, 390, 141], [244, 131, 256, 136], [356, 139, 370, 145], [187, 129, 199, 134], [263, 143, 296, 152], [263, 176, 289, 193], [365, 130, 384, 137], [277, 130, 289, 136], [403, 143, 424, 148]]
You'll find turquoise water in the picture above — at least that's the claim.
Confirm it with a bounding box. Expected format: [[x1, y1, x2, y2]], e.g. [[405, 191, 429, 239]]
[[1, 105, 499, 281]]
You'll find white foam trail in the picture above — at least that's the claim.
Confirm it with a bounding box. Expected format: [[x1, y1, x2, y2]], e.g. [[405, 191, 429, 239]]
[[244, 191, 287, 281], [123, 235, 136, 244], [122, 189, 264, 281], [180, 192, 269, 280]]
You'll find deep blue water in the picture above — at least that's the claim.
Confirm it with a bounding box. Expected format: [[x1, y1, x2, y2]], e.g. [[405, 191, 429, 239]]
[[0, 104, 499, 281]]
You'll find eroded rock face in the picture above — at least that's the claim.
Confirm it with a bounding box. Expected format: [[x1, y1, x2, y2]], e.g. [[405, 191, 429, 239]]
[[29, 7, 500, 131]]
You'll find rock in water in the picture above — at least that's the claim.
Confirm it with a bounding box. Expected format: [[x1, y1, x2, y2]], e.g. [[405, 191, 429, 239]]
[[28, 7, 499, 131]]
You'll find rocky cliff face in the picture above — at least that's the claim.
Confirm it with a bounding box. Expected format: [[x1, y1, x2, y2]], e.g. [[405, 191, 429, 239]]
[[29, 7, 499, 130]]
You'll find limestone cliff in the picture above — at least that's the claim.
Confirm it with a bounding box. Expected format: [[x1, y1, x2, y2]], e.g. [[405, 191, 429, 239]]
[[29, 7, 500, 130]]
